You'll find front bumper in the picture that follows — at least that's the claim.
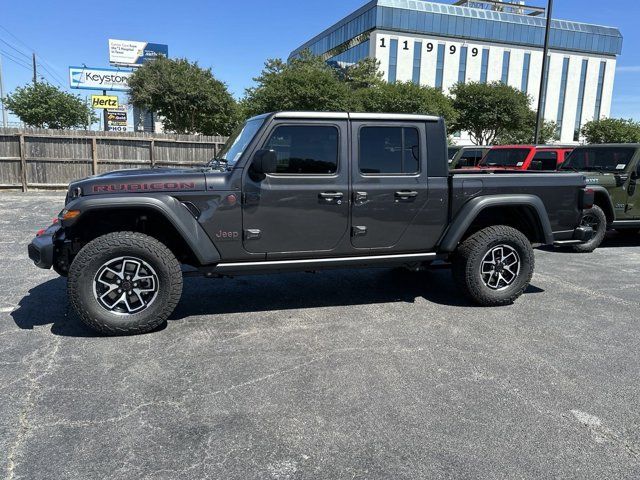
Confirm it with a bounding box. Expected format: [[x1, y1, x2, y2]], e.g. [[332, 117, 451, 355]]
[[28, 224, 60, 269], [553, 226, 594, 246]]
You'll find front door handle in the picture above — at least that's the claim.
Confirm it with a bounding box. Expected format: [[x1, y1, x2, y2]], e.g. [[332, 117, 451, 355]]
[[395, 190, 418, 199], [319, 192, 344, 202]]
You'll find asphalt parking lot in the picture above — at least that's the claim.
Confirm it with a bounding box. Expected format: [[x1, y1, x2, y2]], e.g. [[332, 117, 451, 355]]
[[1, 192, 640, 480]]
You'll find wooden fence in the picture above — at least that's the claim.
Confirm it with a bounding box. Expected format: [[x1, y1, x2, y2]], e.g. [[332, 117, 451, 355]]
[[0, 128, 228, 191]]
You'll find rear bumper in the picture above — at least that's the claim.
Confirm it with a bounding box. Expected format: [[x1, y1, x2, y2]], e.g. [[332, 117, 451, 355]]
[[28, 224, 60, 269], [553, 226, 593, 246]]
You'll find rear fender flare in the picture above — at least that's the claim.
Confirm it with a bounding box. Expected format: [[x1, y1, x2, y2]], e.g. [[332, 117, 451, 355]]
[[63, 194, 221, 265], [439, 194, 553, 252]]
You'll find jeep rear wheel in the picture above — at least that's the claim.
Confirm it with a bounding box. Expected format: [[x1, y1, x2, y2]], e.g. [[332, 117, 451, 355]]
[[452, 225, 534, 306], [68, 232, 182, 335], [572, 205, 606, 253]]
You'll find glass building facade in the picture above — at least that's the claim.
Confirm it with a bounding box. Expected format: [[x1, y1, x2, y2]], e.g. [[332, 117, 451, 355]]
[[291, 0, 622, 143], [290, 0, 622, 61]]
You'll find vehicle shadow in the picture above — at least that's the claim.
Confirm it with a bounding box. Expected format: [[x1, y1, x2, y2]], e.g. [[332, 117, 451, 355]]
[[171, 267, 545, 320], [10, 277, 99, 337], [539, 231, 640, 253], [598, 231, 640, 249], [12, 268, 545, 336]]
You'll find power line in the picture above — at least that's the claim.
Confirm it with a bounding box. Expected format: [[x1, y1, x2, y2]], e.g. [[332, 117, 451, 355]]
[[37, 61, 65, 87], [0, 37, 30, 60], [0, 24, 68, 88], [0, 24, 37, 54], [0, 49, 31, 71]]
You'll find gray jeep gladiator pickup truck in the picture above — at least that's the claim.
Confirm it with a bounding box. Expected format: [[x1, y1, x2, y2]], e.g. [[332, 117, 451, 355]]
[[29, 112, 593, 335]]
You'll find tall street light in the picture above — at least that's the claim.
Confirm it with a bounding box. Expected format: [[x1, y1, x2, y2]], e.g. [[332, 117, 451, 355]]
[[534, 0, 554, 144]]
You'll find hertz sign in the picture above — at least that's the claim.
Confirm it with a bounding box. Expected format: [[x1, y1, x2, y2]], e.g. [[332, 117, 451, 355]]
[[91, 95, 119, 109]]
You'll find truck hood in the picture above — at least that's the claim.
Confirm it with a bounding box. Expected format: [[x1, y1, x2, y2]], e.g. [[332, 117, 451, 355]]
[[69, 167, 208, 196]]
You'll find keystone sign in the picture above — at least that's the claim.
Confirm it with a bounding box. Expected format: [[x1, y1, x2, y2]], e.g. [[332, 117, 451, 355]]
[[109, 39, 168, 66], [91, 95, 119, 109], [69, 66, 133, 91]]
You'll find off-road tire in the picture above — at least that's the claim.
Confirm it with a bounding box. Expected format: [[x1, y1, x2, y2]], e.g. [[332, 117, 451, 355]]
[[68, 232, 182, 335], [452, 225, 534, 306], [572, 205, 607, 253]]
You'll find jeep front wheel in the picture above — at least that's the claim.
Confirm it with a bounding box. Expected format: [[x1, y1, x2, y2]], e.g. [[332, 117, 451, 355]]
[[452, 225, 534, 306], [68, 232, 183, 335], [572, 205, 606, 253]]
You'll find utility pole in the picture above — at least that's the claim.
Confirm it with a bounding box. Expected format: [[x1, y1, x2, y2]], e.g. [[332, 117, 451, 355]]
[[103, 89, 109, 131], [0, 54, 8, 128], [32, 53, 37, 84], [534, 0, 553, 145]]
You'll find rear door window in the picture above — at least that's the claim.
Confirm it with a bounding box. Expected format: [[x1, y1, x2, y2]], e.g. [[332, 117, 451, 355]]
[[359, 126, 420, 174]]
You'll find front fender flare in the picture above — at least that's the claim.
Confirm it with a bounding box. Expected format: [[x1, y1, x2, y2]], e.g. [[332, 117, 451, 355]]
[[439, 194, 554, 252], [588, 185, 615, 223], [63, 194, 221, 265]]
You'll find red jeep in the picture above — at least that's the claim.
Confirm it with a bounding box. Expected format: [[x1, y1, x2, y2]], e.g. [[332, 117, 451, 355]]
[[478, 145, 573, 171]]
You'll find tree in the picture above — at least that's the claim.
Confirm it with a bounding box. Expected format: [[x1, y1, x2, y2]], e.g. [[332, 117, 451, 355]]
[[128, 57, 238, 136], [581, 118, 640, 144], [353, 81, 457, 123], [242, 51, 351, 117], [336, 57, 384, 90], [449, 82, 533, 145], [4, 82, 97, 129], [495, 109, 557, 145]]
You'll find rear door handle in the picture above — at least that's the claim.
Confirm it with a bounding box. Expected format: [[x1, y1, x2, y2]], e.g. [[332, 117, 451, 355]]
[[395, 191, 418, 198]]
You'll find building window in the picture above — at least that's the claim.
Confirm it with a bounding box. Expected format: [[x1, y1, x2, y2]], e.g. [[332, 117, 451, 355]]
[[521, 53, 531, 93], [264, 125, 339, 174], [540, 55, 551, 118], [480, 48, 489, 83], [594, 61, 607, 120], [556, 57, 570, 137], [435, 44, 445, 90], [412, 41, 422, 84], [327, 40, 371, 67], [458, 46, 468, 84], [501, 51, 511, 84], [573, 59, 589, 141], [359, 126, 420, 174], [388, 39, 398, 83]]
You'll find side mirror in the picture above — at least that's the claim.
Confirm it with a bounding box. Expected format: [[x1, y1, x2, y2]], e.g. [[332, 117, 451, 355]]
[[530, 160, 543, 171], [251, 149, 278, 175]]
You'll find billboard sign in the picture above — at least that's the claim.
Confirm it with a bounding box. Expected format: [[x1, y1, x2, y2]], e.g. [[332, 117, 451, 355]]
[[69, 66, 133, 91], [106, 106, 129, 132], [91, 95, 119, 109], [108, 39, 168, 66]]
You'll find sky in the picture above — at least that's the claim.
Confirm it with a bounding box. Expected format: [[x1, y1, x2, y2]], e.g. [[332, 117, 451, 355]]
[[1, 0, 639, 123]]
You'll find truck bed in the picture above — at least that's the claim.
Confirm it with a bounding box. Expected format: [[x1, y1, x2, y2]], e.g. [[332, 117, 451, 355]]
[[449, 170, 587, 240]]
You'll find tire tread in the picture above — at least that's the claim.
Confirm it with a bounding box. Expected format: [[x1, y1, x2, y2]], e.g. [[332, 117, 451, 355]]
[[68, 231, 182, 335]]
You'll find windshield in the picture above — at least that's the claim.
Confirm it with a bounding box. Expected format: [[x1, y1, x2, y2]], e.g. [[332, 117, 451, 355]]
[[561, 147, 636, 172], [480, 148, 530, 167], [215, 117, 265, 167]]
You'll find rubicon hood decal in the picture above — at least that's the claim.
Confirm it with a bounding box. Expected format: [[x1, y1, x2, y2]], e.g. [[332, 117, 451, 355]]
[[69, 168, 207, 195], [92, 181, 197, 193]]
